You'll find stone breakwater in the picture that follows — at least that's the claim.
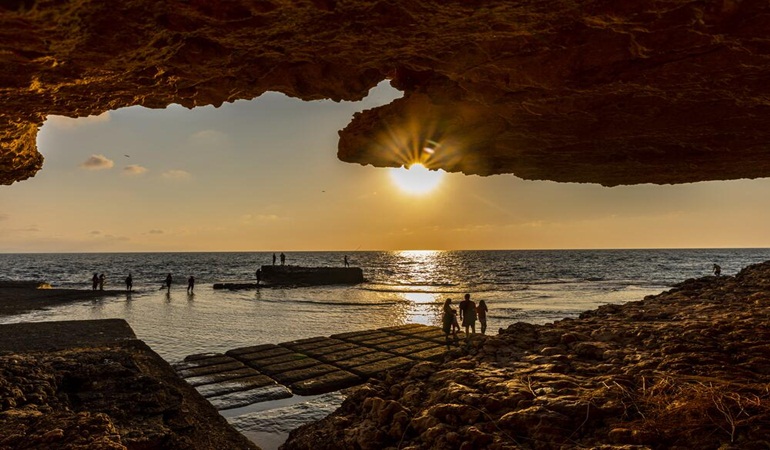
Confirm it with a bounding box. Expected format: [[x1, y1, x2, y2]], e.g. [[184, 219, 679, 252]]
[[283, 262, 770, 450], [0, 320, 257, 450]]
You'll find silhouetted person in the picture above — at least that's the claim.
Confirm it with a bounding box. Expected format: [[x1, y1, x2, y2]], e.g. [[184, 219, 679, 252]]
[[459, 293, 477, 339], [280, 252, 286, 266], [125, 273, 133, 292], [344, 255, 349, 267], [256, 269, 261, 286], [165, 273, 172, 292], [713, 264, 722, 276], [92, 273, 99, 290], [442, 298, 457, 345], [272, 253, 276, 265], [187, 276, 195, 293], [98, 273, 105, 291], [477, 300, 489, 335]]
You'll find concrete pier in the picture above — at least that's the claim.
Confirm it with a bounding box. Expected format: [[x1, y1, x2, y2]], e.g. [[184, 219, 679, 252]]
[[173, 324, 459, 410], [259, 265, 364, 285]]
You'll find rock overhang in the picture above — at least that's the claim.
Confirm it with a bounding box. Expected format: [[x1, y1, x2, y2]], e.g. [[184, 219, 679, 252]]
[[2, 0, 769, 187]]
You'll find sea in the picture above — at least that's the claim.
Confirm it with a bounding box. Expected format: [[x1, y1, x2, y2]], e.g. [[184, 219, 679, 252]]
[[1, 248, 769, 448]]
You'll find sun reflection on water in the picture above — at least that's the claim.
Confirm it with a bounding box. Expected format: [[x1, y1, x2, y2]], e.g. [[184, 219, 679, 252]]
[[402, 292, 439, 304], [393, 250, 443, 286], [389, 251, 455, 326]]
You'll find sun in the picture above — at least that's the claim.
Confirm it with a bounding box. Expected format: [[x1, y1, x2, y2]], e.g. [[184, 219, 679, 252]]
[[388, 163, 445, 195]]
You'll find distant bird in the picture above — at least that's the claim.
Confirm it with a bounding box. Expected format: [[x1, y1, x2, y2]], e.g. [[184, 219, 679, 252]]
[[124, 154, 130, 158]]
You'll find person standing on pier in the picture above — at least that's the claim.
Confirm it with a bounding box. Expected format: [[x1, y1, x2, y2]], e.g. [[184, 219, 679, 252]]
[[272, 253, 276, 265], [92, 273, 99, 290], [280, 252, 286, 266], [344, 255, 349, 267]]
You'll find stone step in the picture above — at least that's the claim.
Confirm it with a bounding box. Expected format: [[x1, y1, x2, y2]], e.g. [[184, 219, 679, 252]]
[[174, 324, 460, 410]]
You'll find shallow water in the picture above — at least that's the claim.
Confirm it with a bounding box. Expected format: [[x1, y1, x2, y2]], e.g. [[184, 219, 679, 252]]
[[2, 249, 769, 361]]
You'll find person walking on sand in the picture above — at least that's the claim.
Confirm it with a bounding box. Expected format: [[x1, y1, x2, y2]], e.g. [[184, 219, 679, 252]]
[[459, 293, 477, 338], [164, 273, 172, 292], [98, 273, 105, 291], [713, 264, 722, 276], [187, 276, 195, 294], [477, 300, 489, 335], [125, 273, 133, 292], [92, 273, 99, 291], [344, 255, 349, 267], [280, 252, 286, 266]]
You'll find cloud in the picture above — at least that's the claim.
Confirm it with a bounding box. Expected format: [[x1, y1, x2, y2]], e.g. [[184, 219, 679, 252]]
[[123, 164, 148, 176], [46, 111, 111, 130], [0, 226, 39, 233], [148, 229, 164, 234], [240, 213, 281, 224], [80, 154, 114, 170], [104, 234, 130, 242], [188, 129, 228, 147], [257, 214, 280, 221], [162, 169, 192, 180], [89, 230, 128, 241]]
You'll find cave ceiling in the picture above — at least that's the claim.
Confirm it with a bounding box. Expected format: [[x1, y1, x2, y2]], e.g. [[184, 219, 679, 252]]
[[2, 0, 770, 186]]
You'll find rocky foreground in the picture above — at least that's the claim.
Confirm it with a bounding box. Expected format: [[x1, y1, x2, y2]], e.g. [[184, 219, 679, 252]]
[[0, 320, 257, 450], [283, 262, 770, 449]]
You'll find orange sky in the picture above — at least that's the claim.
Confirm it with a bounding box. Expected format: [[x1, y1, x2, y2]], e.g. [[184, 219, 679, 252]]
[[1, 82, 769, 252]]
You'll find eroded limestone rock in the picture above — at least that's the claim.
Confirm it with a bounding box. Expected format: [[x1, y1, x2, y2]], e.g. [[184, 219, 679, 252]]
[[2, 1, 770, 186]]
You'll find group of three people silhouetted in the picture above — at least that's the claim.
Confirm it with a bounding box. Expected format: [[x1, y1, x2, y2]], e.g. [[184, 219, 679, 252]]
[[442, 293, 488, 345]]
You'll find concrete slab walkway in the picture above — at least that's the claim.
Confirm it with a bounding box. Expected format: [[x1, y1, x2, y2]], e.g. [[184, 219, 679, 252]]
[[173, 324, 462, 410]]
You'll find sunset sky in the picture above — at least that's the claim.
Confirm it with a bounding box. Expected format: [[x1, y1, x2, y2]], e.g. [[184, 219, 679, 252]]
[[1, 81, 769, 253]]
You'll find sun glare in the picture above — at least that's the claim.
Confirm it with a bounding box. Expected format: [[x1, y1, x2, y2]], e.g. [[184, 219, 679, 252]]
[[389, 164, 445, 195]]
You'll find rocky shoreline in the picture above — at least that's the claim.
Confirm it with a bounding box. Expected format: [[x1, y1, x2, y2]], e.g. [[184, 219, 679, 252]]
[[283, 262, 770, 449]]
